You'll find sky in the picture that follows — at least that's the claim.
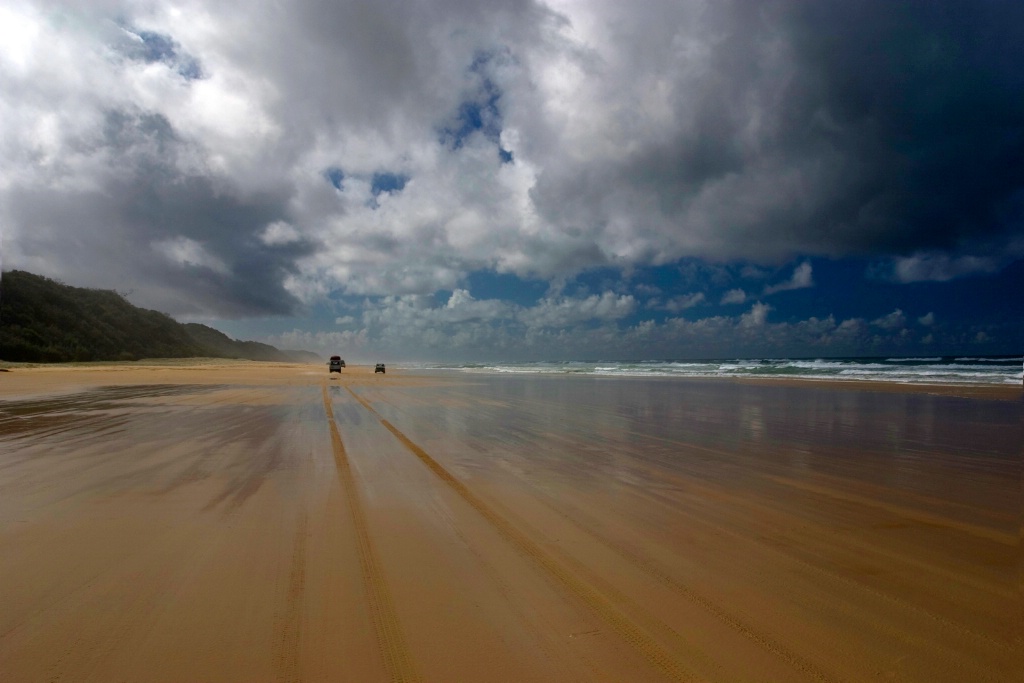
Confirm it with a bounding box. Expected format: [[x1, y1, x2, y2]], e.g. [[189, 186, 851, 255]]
[[2, 0, 1022, 362]]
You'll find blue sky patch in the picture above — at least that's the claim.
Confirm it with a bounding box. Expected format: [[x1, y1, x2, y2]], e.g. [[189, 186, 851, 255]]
[[439, 51, 508, 159], [324, 167, 345, 190], [122, 28, 203, 80], [465, 270, 547, 307], [137, 31, 177, 63], [370, 172, 408, 196]]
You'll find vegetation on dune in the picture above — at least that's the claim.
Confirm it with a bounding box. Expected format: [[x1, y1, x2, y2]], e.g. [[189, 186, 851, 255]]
[[0, 270, 320, 364], [181, 323, 321, 364]]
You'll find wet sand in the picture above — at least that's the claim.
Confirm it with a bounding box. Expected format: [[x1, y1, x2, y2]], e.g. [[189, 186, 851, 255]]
[[0, 362, 1020, 681]]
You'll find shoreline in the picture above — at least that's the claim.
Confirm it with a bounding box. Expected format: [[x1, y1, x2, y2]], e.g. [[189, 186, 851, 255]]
[[404, 365, 1023, 401], [1, 360, 1020, 401]]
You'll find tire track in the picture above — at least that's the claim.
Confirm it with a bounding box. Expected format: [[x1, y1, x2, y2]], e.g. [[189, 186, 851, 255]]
[[444, 512, 599, 683], [274, 510, 308, 683], [644, 478, 1015, 656], [374, 385, 1007, 655], [762, 474, 1016, 546], [525, 477, 847, 683], [365, 383, 1013, 679], [346, 386, 701, 683], [362, 387, 845, 682], [519, 425, 1011, 662], [322, 385, 420, 683], [427, 387, 1012, 652]]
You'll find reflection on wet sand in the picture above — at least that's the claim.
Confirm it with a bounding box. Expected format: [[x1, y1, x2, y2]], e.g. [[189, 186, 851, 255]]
[[0, 363, 1019, 681]]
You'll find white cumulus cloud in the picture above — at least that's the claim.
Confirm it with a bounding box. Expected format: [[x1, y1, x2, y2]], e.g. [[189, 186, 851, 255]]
[[764, 262, 813, 295]]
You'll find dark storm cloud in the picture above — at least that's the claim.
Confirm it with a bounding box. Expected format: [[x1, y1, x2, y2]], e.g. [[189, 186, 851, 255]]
[[778, 1, 1024, 251], [3, 0, 1022, 349], [9, 108, 311, 317], [530, 0, 1024, 266], [250, 0, 554, 144], [119, 173, 309, 316]]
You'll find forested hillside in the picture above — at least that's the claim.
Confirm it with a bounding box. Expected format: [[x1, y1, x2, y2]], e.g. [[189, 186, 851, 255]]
[[0, 270, 319, 363], [182, 323, 322, 363]]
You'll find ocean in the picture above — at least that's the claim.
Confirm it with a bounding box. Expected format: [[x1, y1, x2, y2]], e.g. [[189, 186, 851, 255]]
[[409, 356, 1024, 386]]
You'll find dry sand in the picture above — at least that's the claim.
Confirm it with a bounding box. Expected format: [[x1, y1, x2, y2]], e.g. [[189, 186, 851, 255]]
[[0, 362, 1020, 682]]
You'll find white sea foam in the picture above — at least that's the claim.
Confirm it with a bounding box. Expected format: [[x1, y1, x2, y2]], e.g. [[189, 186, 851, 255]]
[[411, 356, 1022, 385]]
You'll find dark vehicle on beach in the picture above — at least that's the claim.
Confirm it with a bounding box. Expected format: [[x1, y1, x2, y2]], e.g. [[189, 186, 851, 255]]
[[328, 356, 345, 373], [375, 363, 386, 374]]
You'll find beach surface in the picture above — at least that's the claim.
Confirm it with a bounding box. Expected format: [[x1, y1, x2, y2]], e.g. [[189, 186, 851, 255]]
[[0, 361, 1020, 682]]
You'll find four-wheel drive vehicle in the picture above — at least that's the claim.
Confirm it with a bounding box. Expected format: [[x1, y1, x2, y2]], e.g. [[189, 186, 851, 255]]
[[374, 363, 386, 374], [328, 356, 345, 373]]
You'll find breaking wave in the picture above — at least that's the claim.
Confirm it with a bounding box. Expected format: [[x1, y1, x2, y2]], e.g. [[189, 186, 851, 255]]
[[409, 356, 1023, 385]]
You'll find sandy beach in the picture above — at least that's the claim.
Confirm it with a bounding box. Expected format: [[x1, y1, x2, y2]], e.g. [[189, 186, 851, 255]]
[[0, 361, 1019, 682]]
